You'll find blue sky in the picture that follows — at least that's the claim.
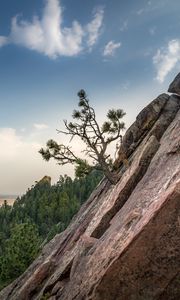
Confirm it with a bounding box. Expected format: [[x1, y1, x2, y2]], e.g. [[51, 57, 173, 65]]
[[0, 0, 180, 194]]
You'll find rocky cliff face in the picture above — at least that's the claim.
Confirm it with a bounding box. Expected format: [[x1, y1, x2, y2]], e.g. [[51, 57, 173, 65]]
[[38, 176, 51, 186], [1, 75, 180, 300]]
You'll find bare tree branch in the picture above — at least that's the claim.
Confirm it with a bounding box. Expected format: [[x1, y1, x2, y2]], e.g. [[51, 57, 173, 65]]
[[39, 89, 126, 184]]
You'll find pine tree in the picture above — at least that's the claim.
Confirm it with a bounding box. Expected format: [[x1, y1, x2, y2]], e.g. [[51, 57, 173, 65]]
[[0, 222, 40, 288], [40, 90, 126, 184]]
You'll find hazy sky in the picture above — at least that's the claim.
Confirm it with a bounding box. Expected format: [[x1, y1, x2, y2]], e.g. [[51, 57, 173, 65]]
[[0, 0, 180, 195]]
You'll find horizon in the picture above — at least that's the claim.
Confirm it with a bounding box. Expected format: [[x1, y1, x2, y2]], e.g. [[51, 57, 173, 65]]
[[1, 0, 180, 194], [0, 194, 18, 198]]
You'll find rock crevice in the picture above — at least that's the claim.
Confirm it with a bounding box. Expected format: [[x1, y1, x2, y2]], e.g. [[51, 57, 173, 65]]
[[1, 75, 180, 300]]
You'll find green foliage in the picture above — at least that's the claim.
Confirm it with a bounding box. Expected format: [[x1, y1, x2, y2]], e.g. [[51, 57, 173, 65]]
[[107, 108, 126, 121], [75, 159, 93, 178], [72, 110, 81, 119], [40, 90, 126, 184], [0, 170, 102, 290], [40, 292, 51, 300], [0, 222, 40, 289], [77, 89, 86, 99]]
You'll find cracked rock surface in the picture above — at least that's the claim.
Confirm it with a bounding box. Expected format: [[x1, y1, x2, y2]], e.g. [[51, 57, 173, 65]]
[[1, 77, 180, 300]]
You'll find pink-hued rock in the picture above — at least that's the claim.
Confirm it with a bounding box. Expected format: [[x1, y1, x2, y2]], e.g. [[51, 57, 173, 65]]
[[59, 107, 180, 300], [0, 87, 180, 300], [85, 135, 160, 238]]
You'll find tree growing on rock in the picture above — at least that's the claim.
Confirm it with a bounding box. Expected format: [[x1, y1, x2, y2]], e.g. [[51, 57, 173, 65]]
[[39, 90, 126, 184]]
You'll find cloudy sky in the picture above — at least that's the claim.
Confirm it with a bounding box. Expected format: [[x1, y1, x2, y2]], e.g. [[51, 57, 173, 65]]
[[0, 0, 180, 195]]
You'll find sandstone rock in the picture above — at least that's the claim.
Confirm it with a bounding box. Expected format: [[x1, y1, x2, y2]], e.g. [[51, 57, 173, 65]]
[[0, 84, 180, 300], [59, 109, 180, 300], [38, 175, 51, 185], [85, 135, 160, 238], [51, 281, 65, 296], [70, 235, 97, 279], [113, 93, 169, 169], [168, 72, 180, 95]]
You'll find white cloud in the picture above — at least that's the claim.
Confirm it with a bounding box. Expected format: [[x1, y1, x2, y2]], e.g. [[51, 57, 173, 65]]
[[34, 123, 49, 130], [0, 128, 40, 161], [86, 8, 104, 48], [149, 27, 156, 36], [0, 127, 89, 194], [136, 8, 145, 15], [103, 40, 121, 56], [0, 127, 61, 194], [135, 1, 155, 16], [0, 0, 104, 58], [20, 128, 26, 132], [120, 20, 128, 32], [0, 36, 9, 47], [153, 39, 180, 83]]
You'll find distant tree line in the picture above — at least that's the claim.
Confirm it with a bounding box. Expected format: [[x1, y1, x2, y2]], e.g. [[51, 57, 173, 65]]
[[0, 170, 102, 290], [0, 89, 125, 290]]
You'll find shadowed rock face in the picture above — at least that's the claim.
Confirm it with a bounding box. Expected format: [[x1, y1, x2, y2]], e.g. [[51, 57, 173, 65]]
[[1, 76, 180, 300], [168, 72, 180, 95]]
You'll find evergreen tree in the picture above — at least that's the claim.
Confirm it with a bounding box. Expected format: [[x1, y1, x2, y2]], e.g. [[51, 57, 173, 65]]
[[0, 222, 40, 289], [40, 90, 126, 184], [0, 171, 103, 290]]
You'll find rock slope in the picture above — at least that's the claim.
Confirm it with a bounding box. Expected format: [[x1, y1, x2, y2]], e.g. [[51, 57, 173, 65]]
[[1, 75, 180, 300]]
